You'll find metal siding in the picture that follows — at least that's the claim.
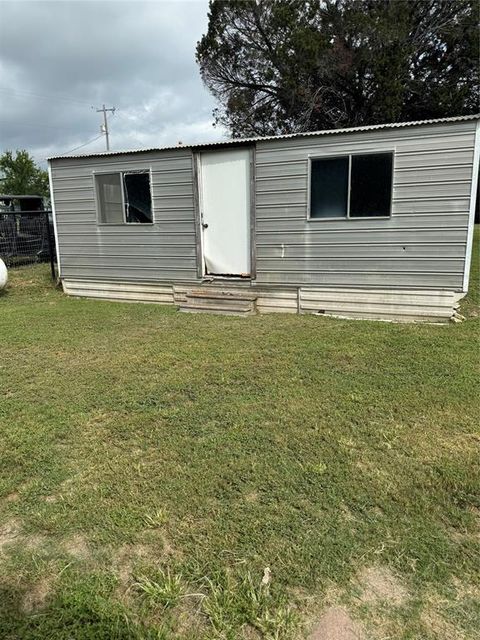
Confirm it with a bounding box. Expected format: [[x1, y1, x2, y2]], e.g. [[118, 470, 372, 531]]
[[50, 149, 199, 282], [50, 119, 478, 293], [299, 288, 457, 322], [255, 120, 477, 290]]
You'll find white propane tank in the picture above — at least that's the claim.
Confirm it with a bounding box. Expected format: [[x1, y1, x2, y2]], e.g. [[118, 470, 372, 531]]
[[0, 258, 8, 290]]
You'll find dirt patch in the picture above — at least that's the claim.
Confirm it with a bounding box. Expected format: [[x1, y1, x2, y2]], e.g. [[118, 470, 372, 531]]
[[309, 606, 365, 640], [0, 520, 48, 555], [357, 566, 408, 606], [113, 544, 151, 589], [0, 519, 22, 553], [138, 528, 178, 560], [44, 494, 58, 503], [63, 533, 89, 559], [22, 576, 53, 613], [4, 492, 20, 503], [24, 533, 47, 551]]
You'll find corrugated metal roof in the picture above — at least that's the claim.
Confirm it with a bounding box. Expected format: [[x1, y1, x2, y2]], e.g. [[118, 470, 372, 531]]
[[48, 113, 479, 161]]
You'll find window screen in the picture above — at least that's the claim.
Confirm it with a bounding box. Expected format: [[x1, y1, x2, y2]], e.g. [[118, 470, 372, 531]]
[[124, 173, 153, 223], [96, 173, 123, 223], [349, 153, 393, 218], [310, 157, 349, 218], [95, 171, 152, 224], [309, 152, 393, 219]]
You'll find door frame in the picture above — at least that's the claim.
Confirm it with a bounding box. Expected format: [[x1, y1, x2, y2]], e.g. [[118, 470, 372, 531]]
[[192, 146, 256, 280]]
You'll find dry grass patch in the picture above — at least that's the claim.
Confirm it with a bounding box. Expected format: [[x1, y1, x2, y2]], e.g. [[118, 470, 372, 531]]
[[356, 565, 408, 606], [308, 606, 365, 640], [0, 519, 22, 553], [419, 590, 469, 640], [22, 575, 54, 613], [113, 543, 152, 594], [4, 492, 20, 503], [23, 533, 48, 551], [63, 533, 89, 560]]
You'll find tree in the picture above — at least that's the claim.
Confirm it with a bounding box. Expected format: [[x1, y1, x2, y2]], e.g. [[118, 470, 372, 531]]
[[196, 0, 479, 137], [0, 150, 49, 197]]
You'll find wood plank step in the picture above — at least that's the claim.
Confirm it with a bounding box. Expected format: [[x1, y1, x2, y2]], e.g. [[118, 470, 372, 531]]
[[181, 299, 254, 312], [183, 300, 254, 312], [178, 287, 258, 315], [179, 301, 255, 315], [179, 307, 256, 316], [187, 289, 257, 301]]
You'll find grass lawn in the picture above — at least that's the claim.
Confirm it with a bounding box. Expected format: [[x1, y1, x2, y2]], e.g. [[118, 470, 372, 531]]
[[0, 229, 479, 639]]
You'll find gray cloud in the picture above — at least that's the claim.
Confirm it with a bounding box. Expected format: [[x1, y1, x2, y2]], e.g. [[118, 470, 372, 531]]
[[0, 0, 225, 165]]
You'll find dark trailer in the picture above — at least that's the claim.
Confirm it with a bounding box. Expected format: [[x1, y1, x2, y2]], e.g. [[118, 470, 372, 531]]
[[0, 195, 55, 276]]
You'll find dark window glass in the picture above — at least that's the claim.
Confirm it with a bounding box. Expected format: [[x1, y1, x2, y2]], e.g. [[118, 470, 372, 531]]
[[310, 157, 349, 218], [124, 173, 152, 223], [350, 153, 392, 218]]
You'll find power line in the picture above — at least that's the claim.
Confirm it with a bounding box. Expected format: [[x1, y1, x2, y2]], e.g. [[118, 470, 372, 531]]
[[55, 134, 105, 157], [0, 119, 77, 132], [0, 87, 94, 107]]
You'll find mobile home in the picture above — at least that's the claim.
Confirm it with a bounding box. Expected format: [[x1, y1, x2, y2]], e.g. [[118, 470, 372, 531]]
[[48, 115, 479, 322]]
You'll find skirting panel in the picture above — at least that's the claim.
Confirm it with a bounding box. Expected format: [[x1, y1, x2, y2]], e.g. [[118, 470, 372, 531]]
[[62, 279, 175, 304], [62, 279, 457, 322], [299, 287, 457, 322], [62, 279, 298, 313]]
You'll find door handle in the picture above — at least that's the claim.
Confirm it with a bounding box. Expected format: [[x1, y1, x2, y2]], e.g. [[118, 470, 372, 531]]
[[202, 222, 208, 229]]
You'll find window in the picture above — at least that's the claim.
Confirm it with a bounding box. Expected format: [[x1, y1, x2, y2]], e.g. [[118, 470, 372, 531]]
[[310, 157, 349, 219], [95, 171, 153, 224], [350, 154, 393, 218], [96, 173, 124, 223], [309, 152, 393, 219]]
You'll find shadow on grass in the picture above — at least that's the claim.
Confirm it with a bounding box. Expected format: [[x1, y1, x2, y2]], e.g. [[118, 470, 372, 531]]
[[0, 581, 162, 640]]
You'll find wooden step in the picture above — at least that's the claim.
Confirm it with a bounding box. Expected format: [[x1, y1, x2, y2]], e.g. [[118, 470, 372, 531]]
[[187, 289, 257, 301], [178, 288, 257, 316]]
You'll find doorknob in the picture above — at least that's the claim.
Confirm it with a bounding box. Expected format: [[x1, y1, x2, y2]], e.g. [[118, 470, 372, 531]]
[[202, 222, 208, 229]]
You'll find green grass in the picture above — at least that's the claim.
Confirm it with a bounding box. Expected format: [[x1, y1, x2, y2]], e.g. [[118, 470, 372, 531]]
[[0, 229, 479, 639]]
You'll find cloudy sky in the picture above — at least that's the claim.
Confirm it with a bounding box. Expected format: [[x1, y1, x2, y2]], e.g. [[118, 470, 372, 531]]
[[0, 0, 226, 166]]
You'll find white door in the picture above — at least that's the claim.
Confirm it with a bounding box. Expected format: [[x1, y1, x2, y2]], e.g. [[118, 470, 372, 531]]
[[199, 149, 251, 276]]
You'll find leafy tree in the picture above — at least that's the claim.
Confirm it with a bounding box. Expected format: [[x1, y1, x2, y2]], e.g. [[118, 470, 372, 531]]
[[196, 0, 479, 137], [0, 150, 49, 197]]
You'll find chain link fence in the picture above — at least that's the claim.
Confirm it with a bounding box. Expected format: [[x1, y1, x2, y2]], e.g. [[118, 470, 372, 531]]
[[0, 210, 56, 279]]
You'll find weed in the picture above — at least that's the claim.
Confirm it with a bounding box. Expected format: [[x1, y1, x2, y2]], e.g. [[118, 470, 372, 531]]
[[134, 569, 185, 609], [143, 509, 168, 529], [200, 569, 295, 639]]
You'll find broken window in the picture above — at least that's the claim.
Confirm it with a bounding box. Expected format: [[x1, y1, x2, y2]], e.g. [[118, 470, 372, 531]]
[[349, 153, 393, 218], [309, 152, 393, 219], [123, 173, 153, 223], [95, 171, 152, 224]]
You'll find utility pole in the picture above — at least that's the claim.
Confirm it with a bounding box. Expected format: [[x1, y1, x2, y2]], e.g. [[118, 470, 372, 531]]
[[96, 104, 115, 151]]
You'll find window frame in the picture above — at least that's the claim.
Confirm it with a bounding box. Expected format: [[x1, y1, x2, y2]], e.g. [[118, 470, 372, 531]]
[[93, 168, 154, 226], [307, 150, 394, 221]]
